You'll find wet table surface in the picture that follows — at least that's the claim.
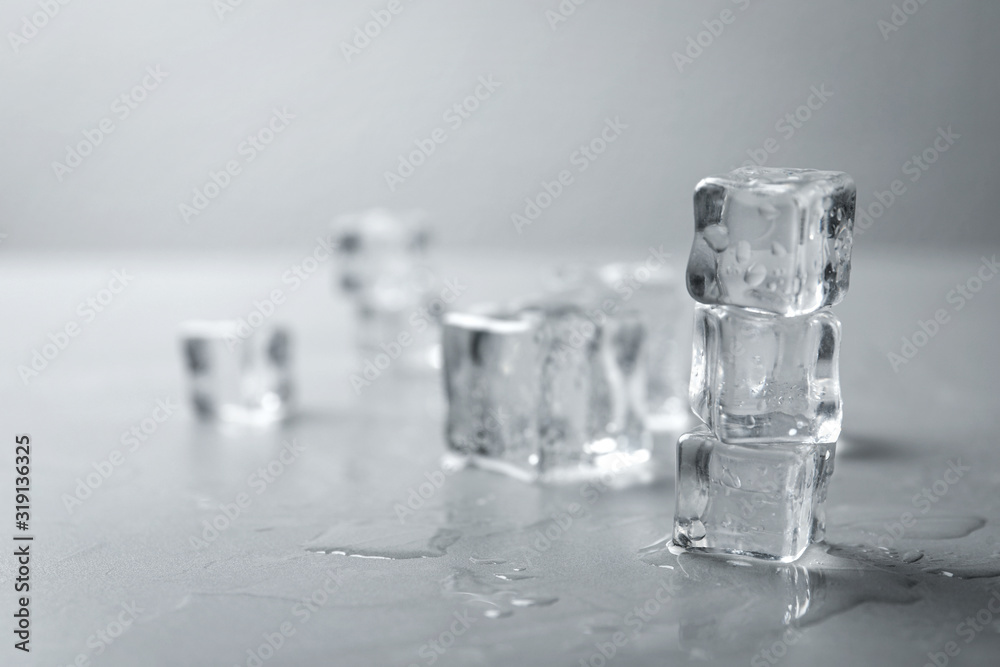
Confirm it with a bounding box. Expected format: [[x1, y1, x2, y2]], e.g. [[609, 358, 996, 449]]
[[2, 246, 1000, 667]]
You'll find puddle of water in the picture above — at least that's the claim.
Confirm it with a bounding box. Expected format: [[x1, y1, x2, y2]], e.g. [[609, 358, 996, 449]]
[[305, 523, 461, 559], [830, 514, 986, 542], [441, 567, 557, 619]]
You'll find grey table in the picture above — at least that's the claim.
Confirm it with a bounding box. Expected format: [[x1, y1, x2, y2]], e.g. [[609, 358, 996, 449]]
[[2, 246, 999, 667]]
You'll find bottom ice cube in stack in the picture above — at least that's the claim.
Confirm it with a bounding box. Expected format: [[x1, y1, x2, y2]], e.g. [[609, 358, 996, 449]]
[[672, 425, 835, 562]]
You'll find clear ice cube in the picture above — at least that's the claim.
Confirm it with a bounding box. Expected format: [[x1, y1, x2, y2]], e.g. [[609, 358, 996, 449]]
[[596, 262, 690, 431], [179, 321, 293, 424], [333, 208, 440, 370], [546, 260, 690, 432], [442, 302, 652, 482], [332, 208, 431, 310], [531, 303, 651, 481], [690, 304, 841, 444], [442, 308, 545, 481], [686, 167, 856, 316], [672, 426, 836, 562]]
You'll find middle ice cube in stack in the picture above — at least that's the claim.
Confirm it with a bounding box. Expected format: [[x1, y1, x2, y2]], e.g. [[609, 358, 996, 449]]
[[673, 167, 856, 562]]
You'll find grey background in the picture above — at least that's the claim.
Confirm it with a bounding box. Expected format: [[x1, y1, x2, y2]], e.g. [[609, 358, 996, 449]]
[[1, 0, 998, 252]]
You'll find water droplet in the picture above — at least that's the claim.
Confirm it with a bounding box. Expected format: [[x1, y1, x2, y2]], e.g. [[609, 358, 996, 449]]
[[772, 241, 788, 256], [744, 263, 767, 287], [687, 520, 707, 541], [512, 566, 527, 572], [720, 465, 741, 489], [483, 608, 512, 619], [901, 551, 924, 564], [511, 596, 559, 608], [703, 225, 730, 252], [494, 573, 535, 581], [470, 556, 507, 565]]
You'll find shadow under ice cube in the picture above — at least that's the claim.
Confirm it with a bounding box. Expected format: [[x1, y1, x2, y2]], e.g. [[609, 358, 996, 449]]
[[672, 426, 835, 562], [180, 321, 293, 425], [690, 304, 841, 444], [687, 167, 856, 316]]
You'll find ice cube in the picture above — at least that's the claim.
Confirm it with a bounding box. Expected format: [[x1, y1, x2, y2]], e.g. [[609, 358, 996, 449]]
[[442, 302, 652, 483], [332, 208, 431, 312], [687, 167, 856, 315], [672, 426, 836, 562], [532, 303, 651, 481], [597, 262, 690, 431], [690, 304, 841, 444], [546, 260, 691, 432], [333, 208, 440, 371], [442, 308, 545, 481], [179, 321, 292, 424]]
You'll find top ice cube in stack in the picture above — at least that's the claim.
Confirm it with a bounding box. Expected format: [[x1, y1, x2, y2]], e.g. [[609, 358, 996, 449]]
[[686, 167, 856, 316]]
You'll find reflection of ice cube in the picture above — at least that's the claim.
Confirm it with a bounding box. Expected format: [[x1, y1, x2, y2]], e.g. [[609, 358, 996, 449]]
[[179, 321, 292, 425], [546, 260, 690, 432], [687, 167, 855, 316], [672, 426, 835, 562], [441, 303, 652, 483], [690, 304, 841, 444]]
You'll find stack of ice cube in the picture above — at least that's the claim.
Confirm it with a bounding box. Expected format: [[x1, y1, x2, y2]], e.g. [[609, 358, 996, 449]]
[[672, 167, 856, 562]]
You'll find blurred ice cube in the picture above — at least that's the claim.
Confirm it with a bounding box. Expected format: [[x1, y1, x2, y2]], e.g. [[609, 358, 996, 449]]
[[547, 259, 691, 432], [179, 321, 292, 425], [332, 208, 440, 371], [442, 300, 653, 483]]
